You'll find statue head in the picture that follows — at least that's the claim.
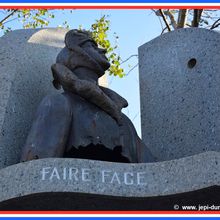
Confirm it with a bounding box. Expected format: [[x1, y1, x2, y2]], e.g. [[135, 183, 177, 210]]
[[56, 29, 110, 77]]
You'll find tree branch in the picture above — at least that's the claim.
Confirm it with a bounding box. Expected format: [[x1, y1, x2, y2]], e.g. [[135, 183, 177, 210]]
[[159, 9, 171, 32], [177, 9, 188, 28], [164, 10, 177, 29], [151, 9, 164, 31], [192, 9, 203, 27], [125, 63, 138, 76], [2, 17, 19, 25], [121, 54, 138, 65], [161, 26, 168, 35], [0, 9, 18, 26], [210, 17, 220, 29]]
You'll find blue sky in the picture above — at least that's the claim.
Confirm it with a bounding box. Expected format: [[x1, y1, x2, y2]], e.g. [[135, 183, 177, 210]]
[[0, 9, 164, 136]]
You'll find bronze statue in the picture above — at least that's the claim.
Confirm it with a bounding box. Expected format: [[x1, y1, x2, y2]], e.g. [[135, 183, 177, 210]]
[[20, 29, 155, 163]]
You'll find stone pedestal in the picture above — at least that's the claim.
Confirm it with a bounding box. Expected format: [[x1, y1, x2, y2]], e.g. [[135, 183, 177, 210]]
[[139, 28, 220, 161], [0, 153, 219, 210]]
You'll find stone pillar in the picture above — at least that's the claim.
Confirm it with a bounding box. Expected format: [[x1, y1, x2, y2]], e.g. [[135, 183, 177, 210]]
[[139, 28, 220, 161], [0, 28, 67, 168]]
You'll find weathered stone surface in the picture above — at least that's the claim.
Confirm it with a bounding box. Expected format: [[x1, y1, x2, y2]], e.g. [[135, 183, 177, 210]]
[[0, 28, 66, 169], [0, 28, 108, 169], [0, 152, 219, 210], [139, 28, 220, 161]]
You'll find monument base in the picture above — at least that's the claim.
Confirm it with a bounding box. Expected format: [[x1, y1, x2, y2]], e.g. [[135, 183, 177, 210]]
[[0, 151, 219, 210]]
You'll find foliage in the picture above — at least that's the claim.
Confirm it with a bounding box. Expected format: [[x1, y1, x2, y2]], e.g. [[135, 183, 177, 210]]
[[90, 15, 124, 78], [18, 9, 54, 28], [0, 9, 54, 33]]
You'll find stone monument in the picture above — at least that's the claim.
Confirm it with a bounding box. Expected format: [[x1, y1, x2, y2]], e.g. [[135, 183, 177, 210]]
[[139, 28, 220, 162], [0, 28, 220, 210]]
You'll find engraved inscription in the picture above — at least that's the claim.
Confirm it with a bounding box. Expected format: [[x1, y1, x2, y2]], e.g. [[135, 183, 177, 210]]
[[41, 167, 147, 186]]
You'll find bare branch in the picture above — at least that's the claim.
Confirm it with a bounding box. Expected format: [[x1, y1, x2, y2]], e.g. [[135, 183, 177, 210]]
[[2, 17, 19, 25], [0, 9, 18, 26], [121, 54, 138, 65], [164, 10, 177, 29], [151, 9, 164, 31], [192, 9, 198, 27], [210, 17, 220, 29], [192, 9, 203, 27], [159, 9, 171, 32], [198, 9, 204, 24], [205, 9, 218, 12], [125, 63, 138, 76], [202, 10, 216, 19], [161, 26, 168, 35], [132, 111, 139, 122], [177, 9, 188, 28]]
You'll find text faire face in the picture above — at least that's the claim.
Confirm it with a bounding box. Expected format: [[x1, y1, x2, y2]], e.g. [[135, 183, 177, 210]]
[[41, 167, 147, 186]]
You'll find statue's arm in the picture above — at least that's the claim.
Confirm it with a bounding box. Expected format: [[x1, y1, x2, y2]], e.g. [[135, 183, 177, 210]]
[[20, 94, 72, 162]]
